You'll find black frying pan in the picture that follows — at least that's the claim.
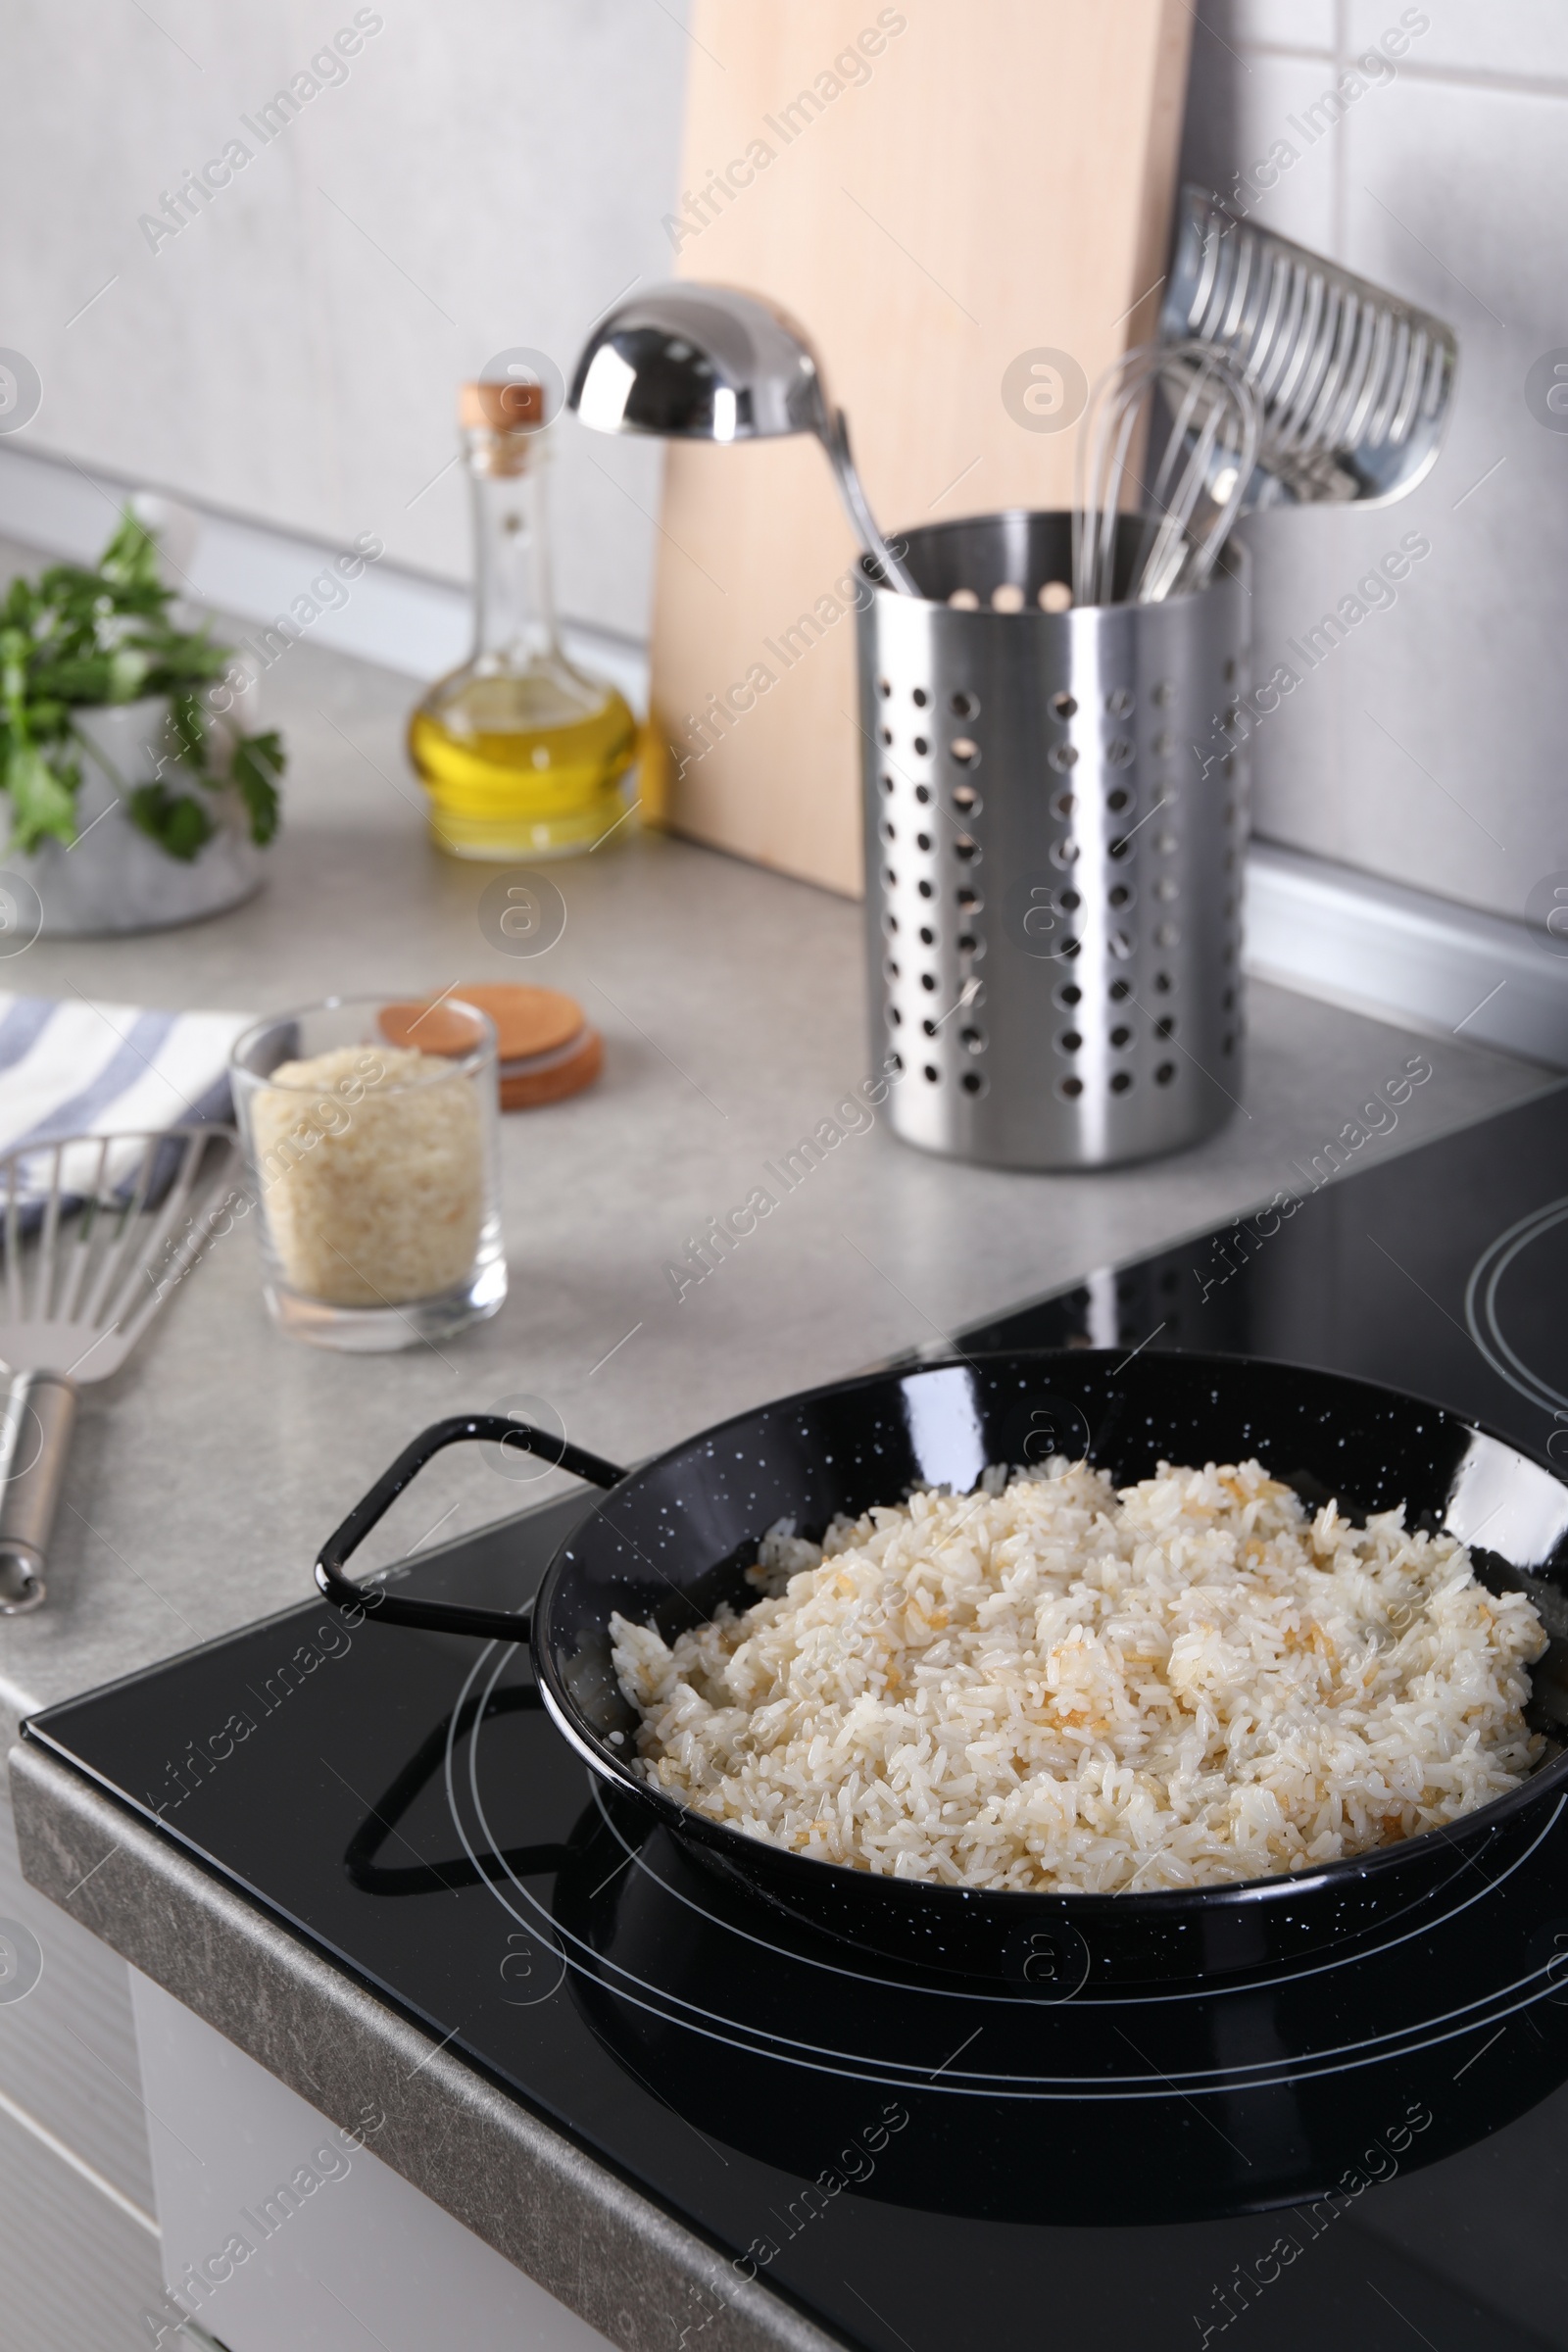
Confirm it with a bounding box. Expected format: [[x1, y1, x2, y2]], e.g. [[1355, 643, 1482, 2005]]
[[316, 1350, 1568, 1989]]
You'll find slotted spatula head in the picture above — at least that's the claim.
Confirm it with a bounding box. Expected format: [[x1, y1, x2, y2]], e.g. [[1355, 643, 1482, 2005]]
[[0, 1126, 240, 1382]]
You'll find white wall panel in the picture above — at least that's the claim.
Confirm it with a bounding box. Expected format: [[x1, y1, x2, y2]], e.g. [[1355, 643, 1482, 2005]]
[[1178, 0, 1568, 928], [0, 0, 689, 644]]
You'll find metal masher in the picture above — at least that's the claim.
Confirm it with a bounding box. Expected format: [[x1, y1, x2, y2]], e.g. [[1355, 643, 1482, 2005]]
[[1160, 183, 1457, 510], [1068, 188, 1454, 610], [0, 1126, 239, 1612]]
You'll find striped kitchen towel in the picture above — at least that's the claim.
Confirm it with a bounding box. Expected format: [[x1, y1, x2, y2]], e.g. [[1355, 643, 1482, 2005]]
[[0, 993, 251, 1202]]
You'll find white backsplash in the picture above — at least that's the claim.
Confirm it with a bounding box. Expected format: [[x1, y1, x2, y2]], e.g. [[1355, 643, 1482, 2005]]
[[0, 0, 687, 644], [1181, 0, 1568, 925], [1, 0, 1559, 932]]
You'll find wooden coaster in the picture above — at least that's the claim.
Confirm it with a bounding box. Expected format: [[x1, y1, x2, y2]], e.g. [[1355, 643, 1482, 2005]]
[[500, 1023, 604, 1110], [379, 986, 602, 1109]]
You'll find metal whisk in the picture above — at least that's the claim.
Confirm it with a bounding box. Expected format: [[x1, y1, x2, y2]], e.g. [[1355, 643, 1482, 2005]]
[[1073, 340, 1260, 609]]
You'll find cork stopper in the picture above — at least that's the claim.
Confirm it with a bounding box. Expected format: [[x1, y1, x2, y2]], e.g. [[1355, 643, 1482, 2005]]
[[460, 379, 545, 431]]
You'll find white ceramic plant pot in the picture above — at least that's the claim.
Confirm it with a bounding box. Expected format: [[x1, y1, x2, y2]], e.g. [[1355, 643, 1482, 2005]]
[[1, 669, 269, 938]]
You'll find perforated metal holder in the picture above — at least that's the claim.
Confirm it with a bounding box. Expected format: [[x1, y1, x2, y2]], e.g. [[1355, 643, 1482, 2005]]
[[858, 513, 1250, 1170]]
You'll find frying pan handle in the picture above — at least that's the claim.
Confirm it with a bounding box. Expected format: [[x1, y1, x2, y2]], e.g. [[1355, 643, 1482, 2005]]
[[315, 1415, 623, 1642]]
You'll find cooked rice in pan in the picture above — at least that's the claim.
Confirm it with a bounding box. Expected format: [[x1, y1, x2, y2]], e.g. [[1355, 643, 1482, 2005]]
[[609, 1459, 1548, 1891]]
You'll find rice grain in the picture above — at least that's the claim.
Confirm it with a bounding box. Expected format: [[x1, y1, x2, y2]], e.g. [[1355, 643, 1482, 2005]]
[[252, 1044, 481, 1306], [610, 1459, 1548, 1891]]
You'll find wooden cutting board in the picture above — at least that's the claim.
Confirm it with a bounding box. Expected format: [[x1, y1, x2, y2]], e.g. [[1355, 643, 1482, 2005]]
[[643, 0, 1193, 896]]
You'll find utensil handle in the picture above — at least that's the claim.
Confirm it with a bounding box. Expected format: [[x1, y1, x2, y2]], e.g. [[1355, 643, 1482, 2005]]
[[0, 1372, 76, 1614], [821, 411, 921, 597], [315, 1415, 624, 1642]]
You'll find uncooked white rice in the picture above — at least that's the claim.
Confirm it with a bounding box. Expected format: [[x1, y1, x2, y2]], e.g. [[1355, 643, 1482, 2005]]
[[610, 1459, 1548, 1891], [252, 1044, 481, 1308]]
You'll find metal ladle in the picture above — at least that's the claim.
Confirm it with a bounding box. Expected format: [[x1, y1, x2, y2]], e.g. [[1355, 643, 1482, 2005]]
[[567, 283, 920, 595]]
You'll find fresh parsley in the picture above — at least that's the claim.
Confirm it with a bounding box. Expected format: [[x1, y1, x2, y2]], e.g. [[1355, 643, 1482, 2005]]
[[0, 510, 285, 860]]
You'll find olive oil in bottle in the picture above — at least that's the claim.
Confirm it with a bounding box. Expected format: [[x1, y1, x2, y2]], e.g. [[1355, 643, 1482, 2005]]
[[409, 378, 637, 858]]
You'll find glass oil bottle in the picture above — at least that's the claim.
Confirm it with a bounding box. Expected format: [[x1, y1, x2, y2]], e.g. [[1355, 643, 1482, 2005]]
[[408, 378, 637, 858]]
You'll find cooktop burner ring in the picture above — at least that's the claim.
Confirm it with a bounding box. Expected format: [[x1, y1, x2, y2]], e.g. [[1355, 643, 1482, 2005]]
[[445, 1642, 568, 2009], [450, 1639, 1568, 2100], [568, 1781, 1568, 2095], [1466, 1195, 1568, 1433]]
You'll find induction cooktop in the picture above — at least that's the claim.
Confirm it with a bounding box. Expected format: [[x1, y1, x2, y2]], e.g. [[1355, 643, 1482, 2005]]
[[28, 1080, 1568, 2352]]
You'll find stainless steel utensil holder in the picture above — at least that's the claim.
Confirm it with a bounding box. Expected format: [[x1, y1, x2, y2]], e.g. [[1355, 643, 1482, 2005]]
[[858, 513, 1250, 1170]]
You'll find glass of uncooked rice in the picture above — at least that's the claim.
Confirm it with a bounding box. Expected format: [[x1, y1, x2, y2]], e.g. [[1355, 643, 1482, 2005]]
[[230, 994, 505, 1349]]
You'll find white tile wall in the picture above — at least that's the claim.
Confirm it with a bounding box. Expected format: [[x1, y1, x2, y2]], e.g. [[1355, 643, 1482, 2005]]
[[1196, 0, 1335, 61], [1180, 47, 1342, 250], [0, 0, 688, 644], [1178, 0, 1568, 924], [1347, 0, 1568, 83], [2, 1, 1561, 925]]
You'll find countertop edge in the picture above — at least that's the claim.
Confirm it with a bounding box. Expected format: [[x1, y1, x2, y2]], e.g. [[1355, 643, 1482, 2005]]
[[9, 1740, 844, 2352]]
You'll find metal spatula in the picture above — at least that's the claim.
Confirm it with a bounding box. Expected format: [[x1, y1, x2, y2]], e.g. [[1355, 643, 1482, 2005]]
[[0, 1125, 239, 1613]]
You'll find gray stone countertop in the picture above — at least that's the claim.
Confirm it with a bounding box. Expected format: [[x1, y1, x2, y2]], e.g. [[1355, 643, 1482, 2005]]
[[1, 554, 1557, 2352], [0, 576, 1550, 1747]]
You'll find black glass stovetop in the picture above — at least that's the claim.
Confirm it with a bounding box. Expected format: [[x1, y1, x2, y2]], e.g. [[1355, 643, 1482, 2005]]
[[29, 1081, 1568, 2352]]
